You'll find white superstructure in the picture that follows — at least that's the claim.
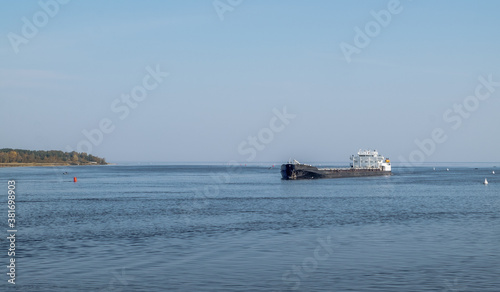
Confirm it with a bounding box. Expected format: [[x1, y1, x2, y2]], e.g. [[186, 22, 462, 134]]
[[350, 149, 391, 171]]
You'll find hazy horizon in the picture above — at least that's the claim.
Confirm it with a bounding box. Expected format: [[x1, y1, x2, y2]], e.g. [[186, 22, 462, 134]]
[[2, 1, 500, 164]]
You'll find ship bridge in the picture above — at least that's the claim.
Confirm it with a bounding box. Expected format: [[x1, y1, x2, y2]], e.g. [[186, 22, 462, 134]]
[[350, 149, 391, 171]]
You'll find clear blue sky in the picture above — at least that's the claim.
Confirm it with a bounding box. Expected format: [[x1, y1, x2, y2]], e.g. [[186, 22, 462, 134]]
[[2, 0, 500, 163]]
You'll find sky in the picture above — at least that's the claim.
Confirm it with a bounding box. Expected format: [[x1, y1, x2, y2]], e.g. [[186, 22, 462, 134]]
[[1, 0, 500, 163]]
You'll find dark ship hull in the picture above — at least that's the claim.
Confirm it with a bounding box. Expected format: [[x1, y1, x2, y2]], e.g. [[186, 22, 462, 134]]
[[281, 163, 391, 180]]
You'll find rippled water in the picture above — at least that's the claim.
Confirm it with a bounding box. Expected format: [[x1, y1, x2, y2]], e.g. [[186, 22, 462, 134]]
[[1, 164, 499, 291]]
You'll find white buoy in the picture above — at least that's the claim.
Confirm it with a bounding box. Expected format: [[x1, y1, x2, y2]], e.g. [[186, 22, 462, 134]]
[[484, 178, 488, 185], [446, 168, 449, 171], [433, 167, 436, 171], [493, 171, 495, 174]]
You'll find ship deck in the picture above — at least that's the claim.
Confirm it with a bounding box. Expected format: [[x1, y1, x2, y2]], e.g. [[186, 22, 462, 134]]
[[317, 167, 381, 171]]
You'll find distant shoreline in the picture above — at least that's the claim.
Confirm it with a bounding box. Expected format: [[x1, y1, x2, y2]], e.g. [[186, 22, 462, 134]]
[[0, 163, 111, 168]]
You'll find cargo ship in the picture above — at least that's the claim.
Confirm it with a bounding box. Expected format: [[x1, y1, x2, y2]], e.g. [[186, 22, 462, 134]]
[[281, 150, 391, 180]]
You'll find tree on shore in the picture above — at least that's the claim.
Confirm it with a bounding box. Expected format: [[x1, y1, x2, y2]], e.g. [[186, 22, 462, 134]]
[[0, 149, 107, 165]]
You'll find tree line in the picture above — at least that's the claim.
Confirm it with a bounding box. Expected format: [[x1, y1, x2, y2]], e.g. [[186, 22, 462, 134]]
[[0, 149, 107, 165]]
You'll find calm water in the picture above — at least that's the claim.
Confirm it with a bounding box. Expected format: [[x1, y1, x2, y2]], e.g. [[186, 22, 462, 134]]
[[1, 164, 499, 291]]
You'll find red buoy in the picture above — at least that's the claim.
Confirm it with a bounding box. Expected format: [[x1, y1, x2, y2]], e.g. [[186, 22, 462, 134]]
[[73, 177, 77, 182]]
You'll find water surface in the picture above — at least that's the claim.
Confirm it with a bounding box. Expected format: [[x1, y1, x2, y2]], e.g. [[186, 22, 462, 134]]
[[1, 164, 499, 291]]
